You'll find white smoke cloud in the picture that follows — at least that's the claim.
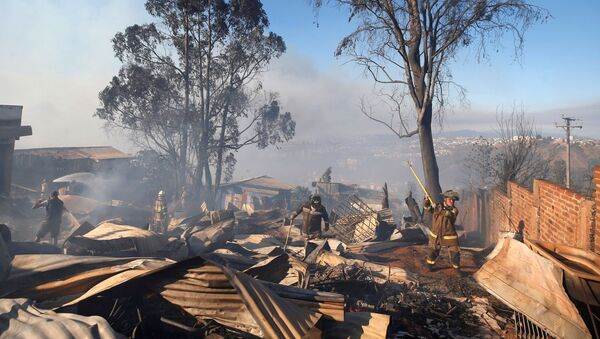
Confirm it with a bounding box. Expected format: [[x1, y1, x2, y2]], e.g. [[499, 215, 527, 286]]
[[0, 0, 597, 156], [0, 0, 148, 152]]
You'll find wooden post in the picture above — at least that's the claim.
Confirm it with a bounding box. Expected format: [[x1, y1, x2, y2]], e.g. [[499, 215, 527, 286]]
[[0, 105, 32, 197]]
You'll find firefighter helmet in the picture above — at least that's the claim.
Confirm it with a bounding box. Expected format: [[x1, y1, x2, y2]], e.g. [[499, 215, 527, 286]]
[[442, 190, 459, 201]]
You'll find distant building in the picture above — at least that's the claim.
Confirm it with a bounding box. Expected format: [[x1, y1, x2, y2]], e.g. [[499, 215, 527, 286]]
[[217, 175, 293, 211], [312, 180, 383, 211], [12, 146, 131, 192]]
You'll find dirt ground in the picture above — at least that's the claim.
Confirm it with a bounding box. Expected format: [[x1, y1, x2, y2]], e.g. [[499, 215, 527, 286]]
[[310, 244, 516, 338], [374, 245, 485, 295]]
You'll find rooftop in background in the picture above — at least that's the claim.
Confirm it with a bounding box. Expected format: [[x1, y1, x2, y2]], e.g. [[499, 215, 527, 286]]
[[221, 175, 294, 191], [14, 146, 131, 161]]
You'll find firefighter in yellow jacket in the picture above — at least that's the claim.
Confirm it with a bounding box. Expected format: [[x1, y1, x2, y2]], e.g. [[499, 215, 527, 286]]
[[151, 190, 169, 233], [423, 190, 460, 270]]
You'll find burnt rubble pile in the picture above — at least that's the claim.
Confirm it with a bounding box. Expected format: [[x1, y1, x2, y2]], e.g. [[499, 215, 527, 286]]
[[1, 192, 599, 338], [308, 252, 514, 338]]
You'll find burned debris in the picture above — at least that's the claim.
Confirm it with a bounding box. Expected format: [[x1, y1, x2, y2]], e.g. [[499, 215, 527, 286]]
[[2, 152, 600, 339], [0, 2, 598, 334], [329, 195, 379, 244], [2, 135, 600, 339], [3, 179, 591, 339]]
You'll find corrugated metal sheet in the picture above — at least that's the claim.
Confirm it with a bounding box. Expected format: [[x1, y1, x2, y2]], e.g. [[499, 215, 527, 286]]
[[68, 222, 170, 257], [244, 253, 309, 287], [2, 253, 345, 338], [224, 266, 321, 338], [229, 234, 285, 256], [474, 238, 592, 339], [60, 256, 325, 338], [132, 258, 320, 338], [222, 175, 293, 191], [526, 239, 600, 306], [0, 298, 123, 339], [238, 186, 281, 197], [14, 146, 131, 161], [0, 255, 171, 303], [186, 219, 235, 255], [261, 281, 345, 322]]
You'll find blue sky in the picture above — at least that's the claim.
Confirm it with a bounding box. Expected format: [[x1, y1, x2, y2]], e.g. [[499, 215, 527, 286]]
[[262, 0, 600, 110], [0, 0, 598, 150]]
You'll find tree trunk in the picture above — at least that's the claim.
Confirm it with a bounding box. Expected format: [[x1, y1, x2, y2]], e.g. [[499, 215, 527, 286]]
[[204, 161, 214, 208], [418, 103, 442, 203], [214, 107, 228, 189], [203, 0, 214, 208], [180, 8, 190, 195]]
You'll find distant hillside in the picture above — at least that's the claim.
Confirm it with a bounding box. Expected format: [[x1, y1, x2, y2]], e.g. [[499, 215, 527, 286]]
[[235, 134, 600, 199]]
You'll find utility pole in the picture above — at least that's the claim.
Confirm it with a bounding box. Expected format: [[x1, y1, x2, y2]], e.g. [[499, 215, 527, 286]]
[[556, 116, 582, 189]]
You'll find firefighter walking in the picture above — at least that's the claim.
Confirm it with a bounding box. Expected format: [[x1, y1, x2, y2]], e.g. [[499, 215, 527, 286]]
[[424, 190, 461, 270], [151, 190, 169, 233], [289, 195, 329, 259], [33, 190, 65, 246]]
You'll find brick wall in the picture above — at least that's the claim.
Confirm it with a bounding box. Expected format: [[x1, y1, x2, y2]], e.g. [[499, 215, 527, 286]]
[[508, 182, 538, 240], [594, 166, 600, 251], [536, 180, 592, 249], [488, 176, 597, 252]]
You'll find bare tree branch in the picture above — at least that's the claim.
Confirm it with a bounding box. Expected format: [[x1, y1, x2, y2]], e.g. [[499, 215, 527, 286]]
[[360, 97, 418, 139]]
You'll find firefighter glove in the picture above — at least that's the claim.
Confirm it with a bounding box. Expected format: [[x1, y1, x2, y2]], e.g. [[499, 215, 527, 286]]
[[423, 198, 431, 208]]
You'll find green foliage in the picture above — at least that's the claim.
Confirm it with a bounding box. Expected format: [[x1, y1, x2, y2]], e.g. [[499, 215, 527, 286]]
[[96, 0, 294, 196]]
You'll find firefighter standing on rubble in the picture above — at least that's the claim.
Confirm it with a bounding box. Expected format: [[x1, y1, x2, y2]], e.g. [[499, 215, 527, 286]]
[[33, 190, 65, 246], [151, 190, 169, 233], [289, 195, 329, 258], [423, 190, 461, 271], [180, 186, 189, 214], [40, 178, 48, 200]]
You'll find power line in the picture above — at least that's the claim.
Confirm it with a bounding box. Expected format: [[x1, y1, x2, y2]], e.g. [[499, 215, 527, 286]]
[[555, 116, 582, 189]]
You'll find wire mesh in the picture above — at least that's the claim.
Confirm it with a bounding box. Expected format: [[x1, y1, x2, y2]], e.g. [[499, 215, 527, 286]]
[[513, 311, 550, 339], [329, 195, 378, 243]]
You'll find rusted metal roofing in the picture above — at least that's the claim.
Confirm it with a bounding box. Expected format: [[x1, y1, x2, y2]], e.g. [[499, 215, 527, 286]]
[[68, 222, 171, 257], [1, 253, 343, 338], [475, 238, 592, 339], [0, 254, 172, 303], [244, 253, 309, 287], [0, 298, 123, 339], [62, 256, 325, 338], [14, 146, 131, 160], [155, 262, 322, 337], [526, 239, 600, 306], [222, 175, 293, 191]]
